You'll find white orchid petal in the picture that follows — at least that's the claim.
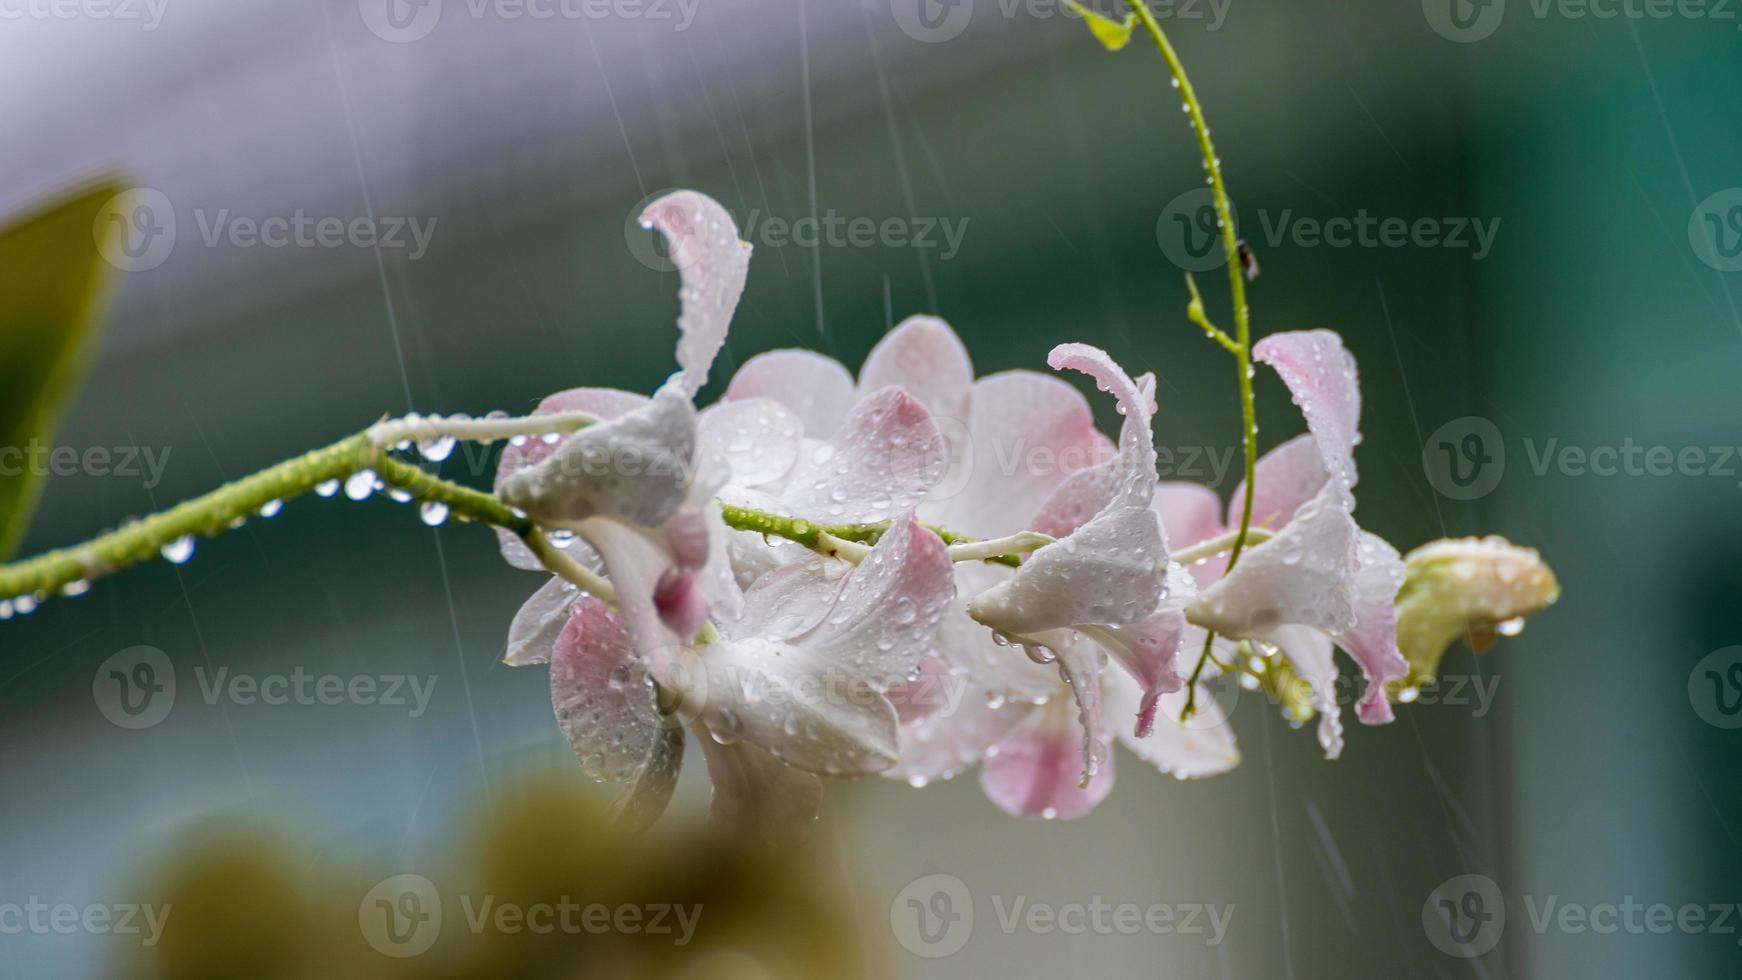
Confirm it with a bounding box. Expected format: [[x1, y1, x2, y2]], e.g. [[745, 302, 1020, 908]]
[[724, 349, 858, 439], [1106, 668, 1241, 779], [694, 734, 823, 845], [499, 392, 699, 530], [924, 370, 1112, 537], [858, 315, 974, 426], [1229, 433, 1330, 532], [688, 637, 900, 777], [1187, 481, 1359, 639], [640, 190, 750, 398], [1047, 343, 1158, 508], [609, 726, 686, 833], [1270, 624, 1344, 759], [969, 506, 1166, 634], [1252, 329, 1362, 487], [504, 576, 583, 666], [698, 397, 803, 489], [494, 387, 648, 570]]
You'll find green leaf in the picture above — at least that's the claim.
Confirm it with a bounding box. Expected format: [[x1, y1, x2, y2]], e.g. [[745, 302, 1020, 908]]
[[1064, 0, 1136, 51], [1389, 536, 1561, 696], [0, 179, 126, 560]]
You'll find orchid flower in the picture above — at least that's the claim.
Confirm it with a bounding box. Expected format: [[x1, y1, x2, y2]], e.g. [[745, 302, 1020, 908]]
[[493, 190, 957, 842], [1165, 329, 1410, 759]]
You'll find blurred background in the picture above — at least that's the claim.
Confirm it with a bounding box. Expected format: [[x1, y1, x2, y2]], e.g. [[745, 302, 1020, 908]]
[[2, 0, 1739, 976]]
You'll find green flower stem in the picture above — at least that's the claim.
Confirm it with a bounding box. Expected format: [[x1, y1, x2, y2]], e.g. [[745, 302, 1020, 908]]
[[716, 504, 1025, 567], [0, 432, 377, 601], [1123, 0, 1260, 720]]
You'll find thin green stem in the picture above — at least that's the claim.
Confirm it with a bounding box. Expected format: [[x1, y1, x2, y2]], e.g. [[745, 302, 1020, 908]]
[[1123, 0, 1260, 721], [716, 504, 1026, 567]]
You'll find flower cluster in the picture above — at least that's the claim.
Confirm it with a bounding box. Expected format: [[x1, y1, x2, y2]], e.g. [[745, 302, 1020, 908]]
[[494, 190, 1556, 841]]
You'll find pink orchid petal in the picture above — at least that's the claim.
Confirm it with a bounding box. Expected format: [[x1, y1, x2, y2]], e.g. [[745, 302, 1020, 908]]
[[504, 576, 583, 666], [887, 688, 1030, 786], [1086, 563, 1195, 739], [1154, 482, 1223, 548], [1105, 668, 1241, 779], [724, 349, 858, 439], [885, 655, 956, 724], [653, 571, 710, 642], [1270, 624, 1344, 759], [572, 518, 690, 682], [1228, 433, 1330, 533], [698, 398, 803, 489], [609, 726, 685, 833], [924, 370, 1112, 537], [549, 597, 672, 787], [494, 388, 648, 570], [694, 732, 824, 845], [792, 515, 955, 690], [858, 315, 974, 428], [1252, 329, 1362, 487], [980, 699, 1116, 820], [780, 387, 947, 525], [1026, 461, 1120, 540], [1336, 531, 1409, 725], [640, 190, 750, 398]]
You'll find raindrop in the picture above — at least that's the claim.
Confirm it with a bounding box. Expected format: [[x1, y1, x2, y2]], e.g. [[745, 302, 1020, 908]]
[[418, 433, 457, 463], [345, 470, 378, 501], [387, 488, 413, 504], [162, 535, 195, 564], [315, 479, 340, 498], [62, 579, 91, 598], [1496, 617, 1526, 637], [257, 498, 284, 518], [14, 594, 37, 616], [0, 599, 11, 620], [420, 501, 450, 527]]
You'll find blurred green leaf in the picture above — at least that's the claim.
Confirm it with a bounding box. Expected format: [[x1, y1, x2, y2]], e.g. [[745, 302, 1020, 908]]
[[0, 179, 125, 560]]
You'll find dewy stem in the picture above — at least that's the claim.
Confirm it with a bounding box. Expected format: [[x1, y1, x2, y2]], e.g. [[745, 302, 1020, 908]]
[[1123, 0, 1260, 720]]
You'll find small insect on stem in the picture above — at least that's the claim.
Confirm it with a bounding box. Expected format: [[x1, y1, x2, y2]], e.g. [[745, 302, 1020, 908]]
[[1236, 238, 1259, 283]]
